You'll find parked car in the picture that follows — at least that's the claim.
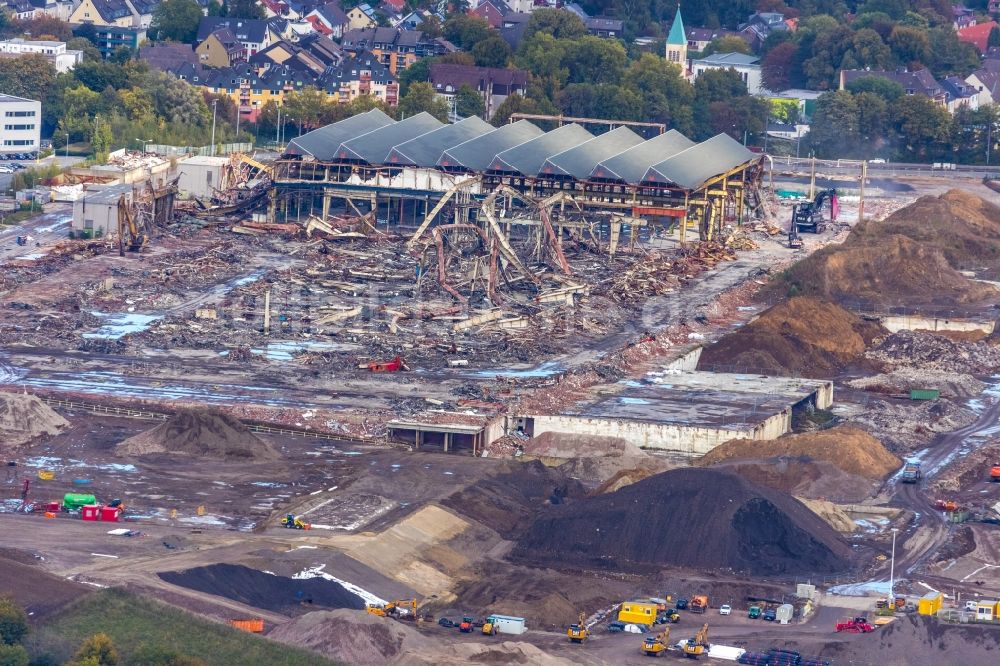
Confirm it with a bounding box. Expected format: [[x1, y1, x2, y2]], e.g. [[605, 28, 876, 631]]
[[719, 604, 732, 616], [748, 605, 762, 619], [763, 608, 777, 621], [437, 617, 456, 628], [608, 621, 626, 633], [869, 158, 886, 164], [676, 598, 689, 610]]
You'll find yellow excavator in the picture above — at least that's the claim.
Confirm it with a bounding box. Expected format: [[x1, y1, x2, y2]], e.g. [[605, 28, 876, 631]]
[[682, 623, 709, 658], [116, 194, 148, 256], [366, 599, 418, 619], [567, 612, 588, 643], [641, 627, 670, 657]]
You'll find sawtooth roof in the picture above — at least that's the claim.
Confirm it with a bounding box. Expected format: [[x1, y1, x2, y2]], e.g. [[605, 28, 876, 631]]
[[334, 112, 443, 164], [437, 120, 543, 171], [538, 126, 644, 179], [385, 116, 494, 167], [590, 130, 696, 183], [285, 108, 394, 160], [488, 123, 594, 175], [641, 133, 756, 190]]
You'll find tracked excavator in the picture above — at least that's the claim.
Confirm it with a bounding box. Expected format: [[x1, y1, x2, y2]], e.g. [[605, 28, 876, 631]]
[[791, 188, 838, 234], [117, 194, 148, 256], [682, 623, 709, 658], [641, 627, 670, 657], [567, 612, 588, 643], [366, 598, 418, 619]]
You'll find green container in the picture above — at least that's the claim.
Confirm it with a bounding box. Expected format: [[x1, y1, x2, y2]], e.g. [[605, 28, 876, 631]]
[[910, 389, 940, 401], [63, 493, 97, 509]]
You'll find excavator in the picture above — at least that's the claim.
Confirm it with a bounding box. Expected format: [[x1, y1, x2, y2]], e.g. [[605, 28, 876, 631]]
[[116, 194, 148, 256], [567, 612, 588, 643], [366, 599, 418, 619], [641, 627, 670, 657], [280, 513, 311, 529], [791, 188, 838, 234], [682, 623, 709, 659]]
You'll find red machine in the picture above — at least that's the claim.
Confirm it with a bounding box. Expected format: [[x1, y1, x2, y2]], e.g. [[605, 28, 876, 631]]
[[363, 355, 408, 372], [836, 617, 875, 633], [934, 499, 959, 512]]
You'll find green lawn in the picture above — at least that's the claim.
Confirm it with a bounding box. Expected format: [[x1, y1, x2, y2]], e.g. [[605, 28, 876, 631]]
[[29, 588, 338, 666]]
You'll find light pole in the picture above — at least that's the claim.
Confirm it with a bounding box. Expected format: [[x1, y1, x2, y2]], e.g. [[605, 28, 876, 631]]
[[136, 138, 151, 154], [210, 99, 218, 156], [988, 116, 993, 166], [276, 106, 281, 146], [888, 527, 899, 607], [65, 133, 69, 159]]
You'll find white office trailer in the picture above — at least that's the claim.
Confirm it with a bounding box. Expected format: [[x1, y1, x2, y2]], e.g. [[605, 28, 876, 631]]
[[487, 615, 527, 635], [0, 95, 41, 158]]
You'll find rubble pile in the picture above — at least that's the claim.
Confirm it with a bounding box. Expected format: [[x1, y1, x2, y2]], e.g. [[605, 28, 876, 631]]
[[116, 408, 279, 459], [931, 438, 1000, 493], [850, 399, 978, 453], [847, 368, 986, 399], [866, 330, 1000, 374]]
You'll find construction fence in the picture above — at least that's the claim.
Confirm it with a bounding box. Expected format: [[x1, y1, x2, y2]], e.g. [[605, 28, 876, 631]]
[[145, 142, 253, 157]]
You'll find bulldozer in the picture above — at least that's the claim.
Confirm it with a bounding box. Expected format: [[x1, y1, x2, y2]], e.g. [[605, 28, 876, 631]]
[[682, 623, 709, 659], [567, 612, 588, 643], [366, 599, 418, 619], [641, 627, 671, 657], [280, 513, 311, 529]]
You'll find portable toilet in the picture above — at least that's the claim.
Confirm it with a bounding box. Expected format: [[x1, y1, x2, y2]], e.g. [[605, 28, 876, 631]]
[[486, 614, 526, 635], [918, 591, 943, 616], [80, 505, 100, 521], [976, 600, 997, 622], [618, 601, 657, 626], [776, 603, 794, 625], [100, 505, 121, 522]]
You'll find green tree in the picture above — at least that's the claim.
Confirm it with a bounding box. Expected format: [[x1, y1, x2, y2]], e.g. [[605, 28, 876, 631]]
[[557, 83, 642, 121], [223, 0, 264, 19], [282, 86, 334, 130], [151, 0, 204, 43], [454, 84, 484, 118], [91, 114, 113, 162], [891, 93, 954, 160], [708, 96, 769, 145], [561, 36, 627, 85], [761, 41, 797, 92], [0, 645, 28, 666], [625, 54, 693, 132], [490, 92, 558, 127], [809, 90, 860, 157], [397, 57, 432, 96], [397, 82, 449, 122], [702, 35, 751, 56], [471, 35, 512, 68], [524, 8, 587, 40], [18, 15, 73, 41], [0, 598, 27, 646], [67, 36, 102, 61], [68, 634, 119, 666], [417, 16, 442, 39], [855, 91, 890, 156], [845, 76, 904, 102], [888, 26, 931, 67], [442, 14, 490, 49], [516, 32, 569, 85], [0, 54, 55, 101], [694, 68, 748, 105], [927, 26, 981, 78], [843, 28, 892, 70]]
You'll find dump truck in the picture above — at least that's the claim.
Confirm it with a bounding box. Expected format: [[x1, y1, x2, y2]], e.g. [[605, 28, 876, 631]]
[[901, 463, 922, 483], [689, 595, 709, 613]]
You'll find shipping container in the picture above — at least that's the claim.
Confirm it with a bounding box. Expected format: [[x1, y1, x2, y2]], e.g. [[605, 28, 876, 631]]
[[618, 602, 657, 626], [918, 591, 943, 616], [910, 389, 940, 401]]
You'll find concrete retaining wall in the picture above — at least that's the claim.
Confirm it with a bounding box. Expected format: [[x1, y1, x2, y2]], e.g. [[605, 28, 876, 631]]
[[880, 315, 994, 335]]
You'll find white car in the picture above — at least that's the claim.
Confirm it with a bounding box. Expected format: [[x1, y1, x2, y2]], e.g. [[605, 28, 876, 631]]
[[719, 604, 732, 616]]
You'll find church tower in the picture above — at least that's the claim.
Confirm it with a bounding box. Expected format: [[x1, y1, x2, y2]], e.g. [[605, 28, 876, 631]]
[[666, 5, 688, 69]]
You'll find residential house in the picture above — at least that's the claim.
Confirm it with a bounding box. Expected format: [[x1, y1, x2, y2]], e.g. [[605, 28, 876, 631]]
[[505, 0, 534, 12], [953, 5, 976, 30], [429, 63, 528, 118], [381, 0, 404, 14], [686, 27, 740, 53], [772, 88, 822, 121], [940, 76, 981, 111], [88, 25, 146, 58], [36, 0, 80, 22], [340, 27, 449, 74], [395, 9, 433, 31], [346, 3, 377, 30], [305, 2, 349, 39], [839, 68, 946, 105], [564, 3, 623, 38], [139, 42, 199, 73], [250, 34, 342, 74], [966, 67, 1000, 105], [261, 0, 291, 18], [0, 38, 83, 73], [196, 17, 288, 57], [499, 11, 530, 49], [70, 0, 135, 27], [738, 11, 790, 51], [470, 0, 508, 29], [691, 53, 766, 94], [196, 28, 245, 68], [958, 21, 999, 53]]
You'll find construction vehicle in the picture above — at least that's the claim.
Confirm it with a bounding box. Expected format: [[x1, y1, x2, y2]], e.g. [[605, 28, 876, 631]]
[[682, 623, 709, 658], [15, 235, 27, 246], [934, 499, 959, 512], [792, 188, 838, 233], [458, 615, 474, 633], [360, 355, 409, 372], [786, 220, 803, 249], [836, 616, 876, 633], [366, 599, 417, 618], [748, 606, 761, 619], [280, 513, 311, 529], [567, 612, 588, 643], [658, 608, 679, 623], [991, 464, 1000, 482], [641, 627, 671, 657], [901, 462, 922, 483], [116, 194, 148, 256], [482, 616, 498, 636], [689, 595, 709, 614]]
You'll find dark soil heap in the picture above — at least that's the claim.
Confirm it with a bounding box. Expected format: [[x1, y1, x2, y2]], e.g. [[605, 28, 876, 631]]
[[159, 564, 364, 615], [697, 296, 885, 377], [775, 190, 1000, 307], [510, 468, 853, 576], [116, 408, 278, 459]]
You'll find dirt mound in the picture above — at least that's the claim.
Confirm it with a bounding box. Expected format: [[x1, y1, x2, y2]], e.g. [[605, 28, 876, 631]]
[[796, 498, 857, 532], [592, 467, 658, 494], [698, 425, 900, 481], [707, 458, 879, 503], [850, 399, 977, 453], [116, 408, 278, 459], [441, 460, 584, 539], [0, 391, 68, 449], [866, 330, 1000, 374], [510, 468, 853, 576], [158, 564, 364, 615], [847, 369, 985, 399], [696, 297, 885, 377], [0, 556, 92, 619]]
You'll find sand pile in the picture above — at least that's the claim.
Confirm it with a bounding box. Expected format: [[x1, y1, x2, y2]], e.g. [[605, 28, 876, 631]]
[[696, 297, 885, 377], [848, 369, 985, 399], [0, 392, 68, 449], [705, 458, 881, 503], [866, 330, 1000, 374], [851, 399, 977, 453], [511, 468, 853, 576], [158, 564, 363, 615], [522, 432, 672, 489], [698, 426, 900, 481], [116, 408, 278, 459], [796, 498, 857, 532], [774, 191, 1000, 307]]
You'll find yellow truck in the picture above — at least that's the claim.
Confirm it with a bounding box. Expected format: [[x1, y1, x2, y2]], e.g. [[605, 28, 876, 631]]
[[618, 601, 658, 627]]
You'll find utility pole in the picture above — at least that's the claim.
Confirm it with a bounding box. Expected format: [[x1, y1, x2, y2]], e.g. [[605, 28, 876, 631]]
[[888, 527, 898, 605], [808, 155, 816, 199], [988, 117, 993, 166], [276, 106, 281, 145], [210, 100, 218, 156], [858, 160, 867, 223]]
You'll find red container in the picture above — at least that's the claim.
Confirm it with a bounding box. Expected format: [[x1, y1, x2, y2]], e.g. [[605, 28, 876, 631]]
[[44, 501, 61, 513], [81, 505, 100, 521], [100, 506, 120, 522]]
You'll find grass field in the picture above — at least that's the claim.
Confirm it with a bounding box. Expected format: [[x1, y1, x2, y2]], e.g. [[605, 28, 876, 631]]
[[28, 588, 339, 666]]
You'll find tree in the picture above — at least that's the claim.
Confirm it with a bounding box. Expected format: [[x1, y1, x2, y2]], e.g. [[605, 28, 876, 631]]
[[761, 41, 797, 92], [808, 90, 860, 157], [561, 36, 627, 85], [516, 32, 569, 85], [282, 86, 334, 130], [855, 91, 890, 155], [0, 645, 28, 666], [0, 598, 27, 646], [891, 93, 953, 160], [625, 54, 693, 133], [845, 76, 904, 102], [702, 36, 751, 56], [91, 114, 113, 162], [223, 0, 264, 19], [888, 26, 931, 68], [67, 37, 102, 61], [397, 57, 432, 96], [490, 92, 558, 127], [927, 26, 981, 78], [455, 84, 485, 118], [694, 68, 748, 105], [557, 83, 642, 121], [397, 82, 449, 122], [707, 96, 768, 144], [442, 15, 490, 49], [524, 7, 587, 40], [0, 55, 55, 102], [843, 28, 892, 70], [68, 634, 118, 666], [18, 16, 73, 41], [151, 0, 204, 43], [471, 35, 512, 68], [417, 16, 442, 39]]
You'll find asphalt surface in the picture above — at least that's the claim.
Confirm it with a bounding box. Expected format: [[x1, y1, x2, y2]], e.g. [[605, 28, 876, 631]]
[[0, 203, 73, 261]]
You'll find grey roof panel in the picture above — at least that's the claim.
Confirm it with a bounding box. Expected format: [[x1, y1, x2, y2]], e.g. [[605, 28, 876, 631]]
[[385, 116, 494, 167], [489, 123, 593, 175], [642, 133, 757, 190], [438, 120, 544, 171], [336, 112, 444, 164], [286, 109, 395, 160], [590, 130, 695, 184], [538, 126, 644, 179]]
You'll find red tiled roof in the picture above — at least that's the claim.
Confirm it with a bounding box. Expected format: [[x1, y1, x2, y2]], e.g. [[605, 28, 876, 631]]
[[959, 21, 998, 53]]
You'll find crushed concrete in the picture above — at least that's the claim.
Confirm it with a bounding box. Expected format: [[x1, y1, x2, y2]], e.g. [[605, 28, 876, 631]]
[[0, 391, 69, 449], [866, 330, 1000, 375], [847, 369, 986, 399], [849, 399, 978, 453], [116, 408, 278, 459]]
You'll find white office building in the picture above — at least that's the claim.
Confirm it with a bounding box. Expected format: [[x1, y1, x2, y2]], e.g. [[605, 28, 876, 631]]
[[0, 95, 41, 157], [0, 38, 83, 73]]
